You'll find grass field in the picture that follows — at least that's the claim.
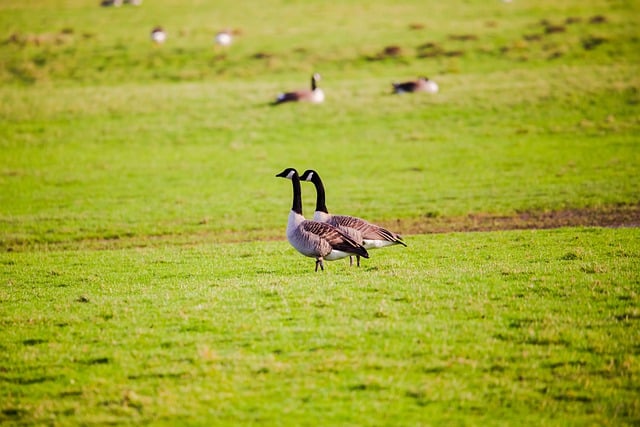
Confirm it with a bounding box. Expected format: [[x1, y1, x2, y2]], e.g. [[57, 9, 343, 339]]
[[1, 229, 639, 425], [1, 0, 639, 425]]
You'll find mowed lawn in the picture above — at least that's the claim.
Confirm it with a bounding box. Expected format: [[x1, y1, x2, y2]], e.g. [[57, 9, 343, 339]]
[[1, 0, 639, 425], [1, 229, 639, 425]]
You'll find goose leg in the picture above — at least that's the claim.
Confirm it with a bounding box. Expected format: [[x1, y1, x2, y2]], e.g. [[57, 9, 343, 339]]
[[349, 256, 354, 266], [356, 255, 361, 267], [315, 257, 324, 272]]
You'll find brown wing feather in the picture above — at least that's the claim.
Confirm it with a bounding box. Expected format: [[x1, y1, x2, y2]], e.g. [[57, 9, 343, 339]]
[[330, 215, 406, 246], [301, 220, 369, 257], [393, 81, 418, 93], [274, 90, 313, 104]]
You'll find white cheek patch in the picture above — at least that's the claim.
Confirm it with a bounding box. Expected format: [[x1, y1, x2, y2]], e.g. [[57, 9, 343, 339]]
[[287, 170, 295, 179], [306, 172, 314, 181]]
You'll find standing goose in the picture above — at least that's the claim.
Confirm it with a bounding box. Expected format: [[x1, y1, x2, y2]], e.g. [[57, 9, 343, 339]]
[[392, 76, 439, 94], [300, 169, 407, 266], [273, 73, 325, 105], [276, 168, 369, 271]]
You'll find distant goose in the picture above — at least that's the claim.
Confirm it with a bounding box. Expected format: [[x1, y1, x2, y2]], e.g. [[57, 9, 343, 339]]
[[392, 76, 439, 94], [276, 168, 369, 271], [150, 26, 166, 44], [273, 73, 325, 105], [300, 169, 406, 266], [215, 30, 232, 46]]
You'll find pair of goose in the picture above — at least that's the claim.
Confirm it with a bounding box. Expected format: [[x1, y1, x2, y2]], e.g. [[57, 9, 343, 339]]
[[272, 74, 438, 105], [276, 168, 406, 271], [150, 28, 233, 46]]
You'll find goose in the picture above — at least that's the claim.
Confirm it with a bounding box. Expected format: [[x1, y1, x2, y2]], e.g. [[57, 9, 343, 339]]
[[150, 26, 166, 44], [392, 76, 439, 94], [273, 73, 325, 105], [276, 168, 369, 271], [299, 169, 407, 266], [215, 30, 232, 46]]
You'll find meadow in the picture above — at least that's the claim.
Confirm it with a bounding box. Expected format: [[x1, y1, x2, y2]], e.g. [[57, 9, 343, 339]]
[[1, 0, 639, 425]]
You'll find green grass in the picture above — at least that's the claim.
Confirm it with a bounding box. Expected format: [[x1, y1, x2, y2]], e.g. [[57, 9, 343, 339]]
[[1, 0, 639, 424], [1, 1, 638, 251], [1, 64, 638, 249], [1, 228, 639, 425]]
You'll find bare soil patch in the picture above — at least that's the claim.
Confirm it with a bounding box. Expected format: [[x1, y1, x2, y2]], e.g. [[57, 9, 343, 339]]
[[3, 204, 638, 252], [390, 204, 640, 235]]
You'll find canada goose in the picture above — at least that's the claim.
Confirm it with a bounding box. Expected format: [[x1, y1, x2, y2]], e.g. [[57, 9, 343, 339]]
[[299, 169, 407, 266], [392, 76, 439, 94], [215, 30, 232, 46], [273, 73, 325, 105], [150, 26, 166, 44], [276, 168, 369, 271]]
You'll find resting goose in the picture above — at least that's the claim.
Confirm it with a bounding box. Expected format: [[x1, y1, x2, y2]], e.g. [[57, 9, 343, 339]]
[[215, 30, 232, 46], [392, 76, 439, 94], [273, 73, 325, 105], [276, 168, 369, 271], [300, 169, 407, 266], [150, 26, 167, 44]]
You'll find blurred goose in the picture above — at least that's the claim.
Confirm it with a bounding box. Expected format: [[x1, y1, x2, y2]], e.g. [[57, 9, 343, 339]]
[[215, 30, 232, 46], [273, 73, 324, 105], [150, 26, 166, 44], [276, 168, 369, 271], [392, 76, 438, 94], [300, 169, 407, 266]]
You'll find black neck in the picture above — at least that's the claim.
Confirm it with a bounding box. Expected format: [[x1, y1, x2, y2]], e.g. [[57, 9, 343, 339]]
[[311, 76, 317, 91], [291, 172, 303, 215], [310, 173, 329, 213]]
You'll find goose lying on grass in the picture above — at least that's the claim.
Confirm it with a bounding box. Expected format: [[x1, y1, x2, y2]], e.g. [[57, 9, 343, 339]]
[[276, 168, 369, 271], [150, 26, 166, 44], [392, 76, 439, 94], [300, 169, 406, 266], [215, 30, 232, 46], [272, 73, 324, 105]]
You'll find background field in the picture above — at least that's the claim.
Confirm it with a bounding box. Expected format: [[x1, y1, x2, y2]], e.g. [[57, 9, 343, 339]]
[[1, 0, 639, 425]]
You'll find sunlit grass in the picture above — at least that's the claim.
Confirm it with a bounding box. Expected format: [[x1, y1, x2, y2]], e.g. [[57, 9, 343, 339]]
[[0, 0, 639, 424], [1, 229, 639, 424]]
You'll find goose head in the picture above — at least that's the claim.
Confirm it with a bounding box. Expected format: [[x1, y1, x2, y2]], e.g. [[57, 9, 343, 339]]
[[311, 73, 322, 89], [276, 167, 298, 180], [299, 169, 317, 182]]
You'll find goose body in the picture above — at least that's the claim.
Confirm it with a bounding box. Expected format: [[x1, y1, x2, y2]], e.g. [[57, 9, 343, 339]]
[[300, 169, 406, 266], [273, 73, 324, 105], [392, 76, 438, 94], [101, 0, 123, 6], [215, 30, 232, 46], [276, 168, 368, 271], [150, 27, 166, 44]]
